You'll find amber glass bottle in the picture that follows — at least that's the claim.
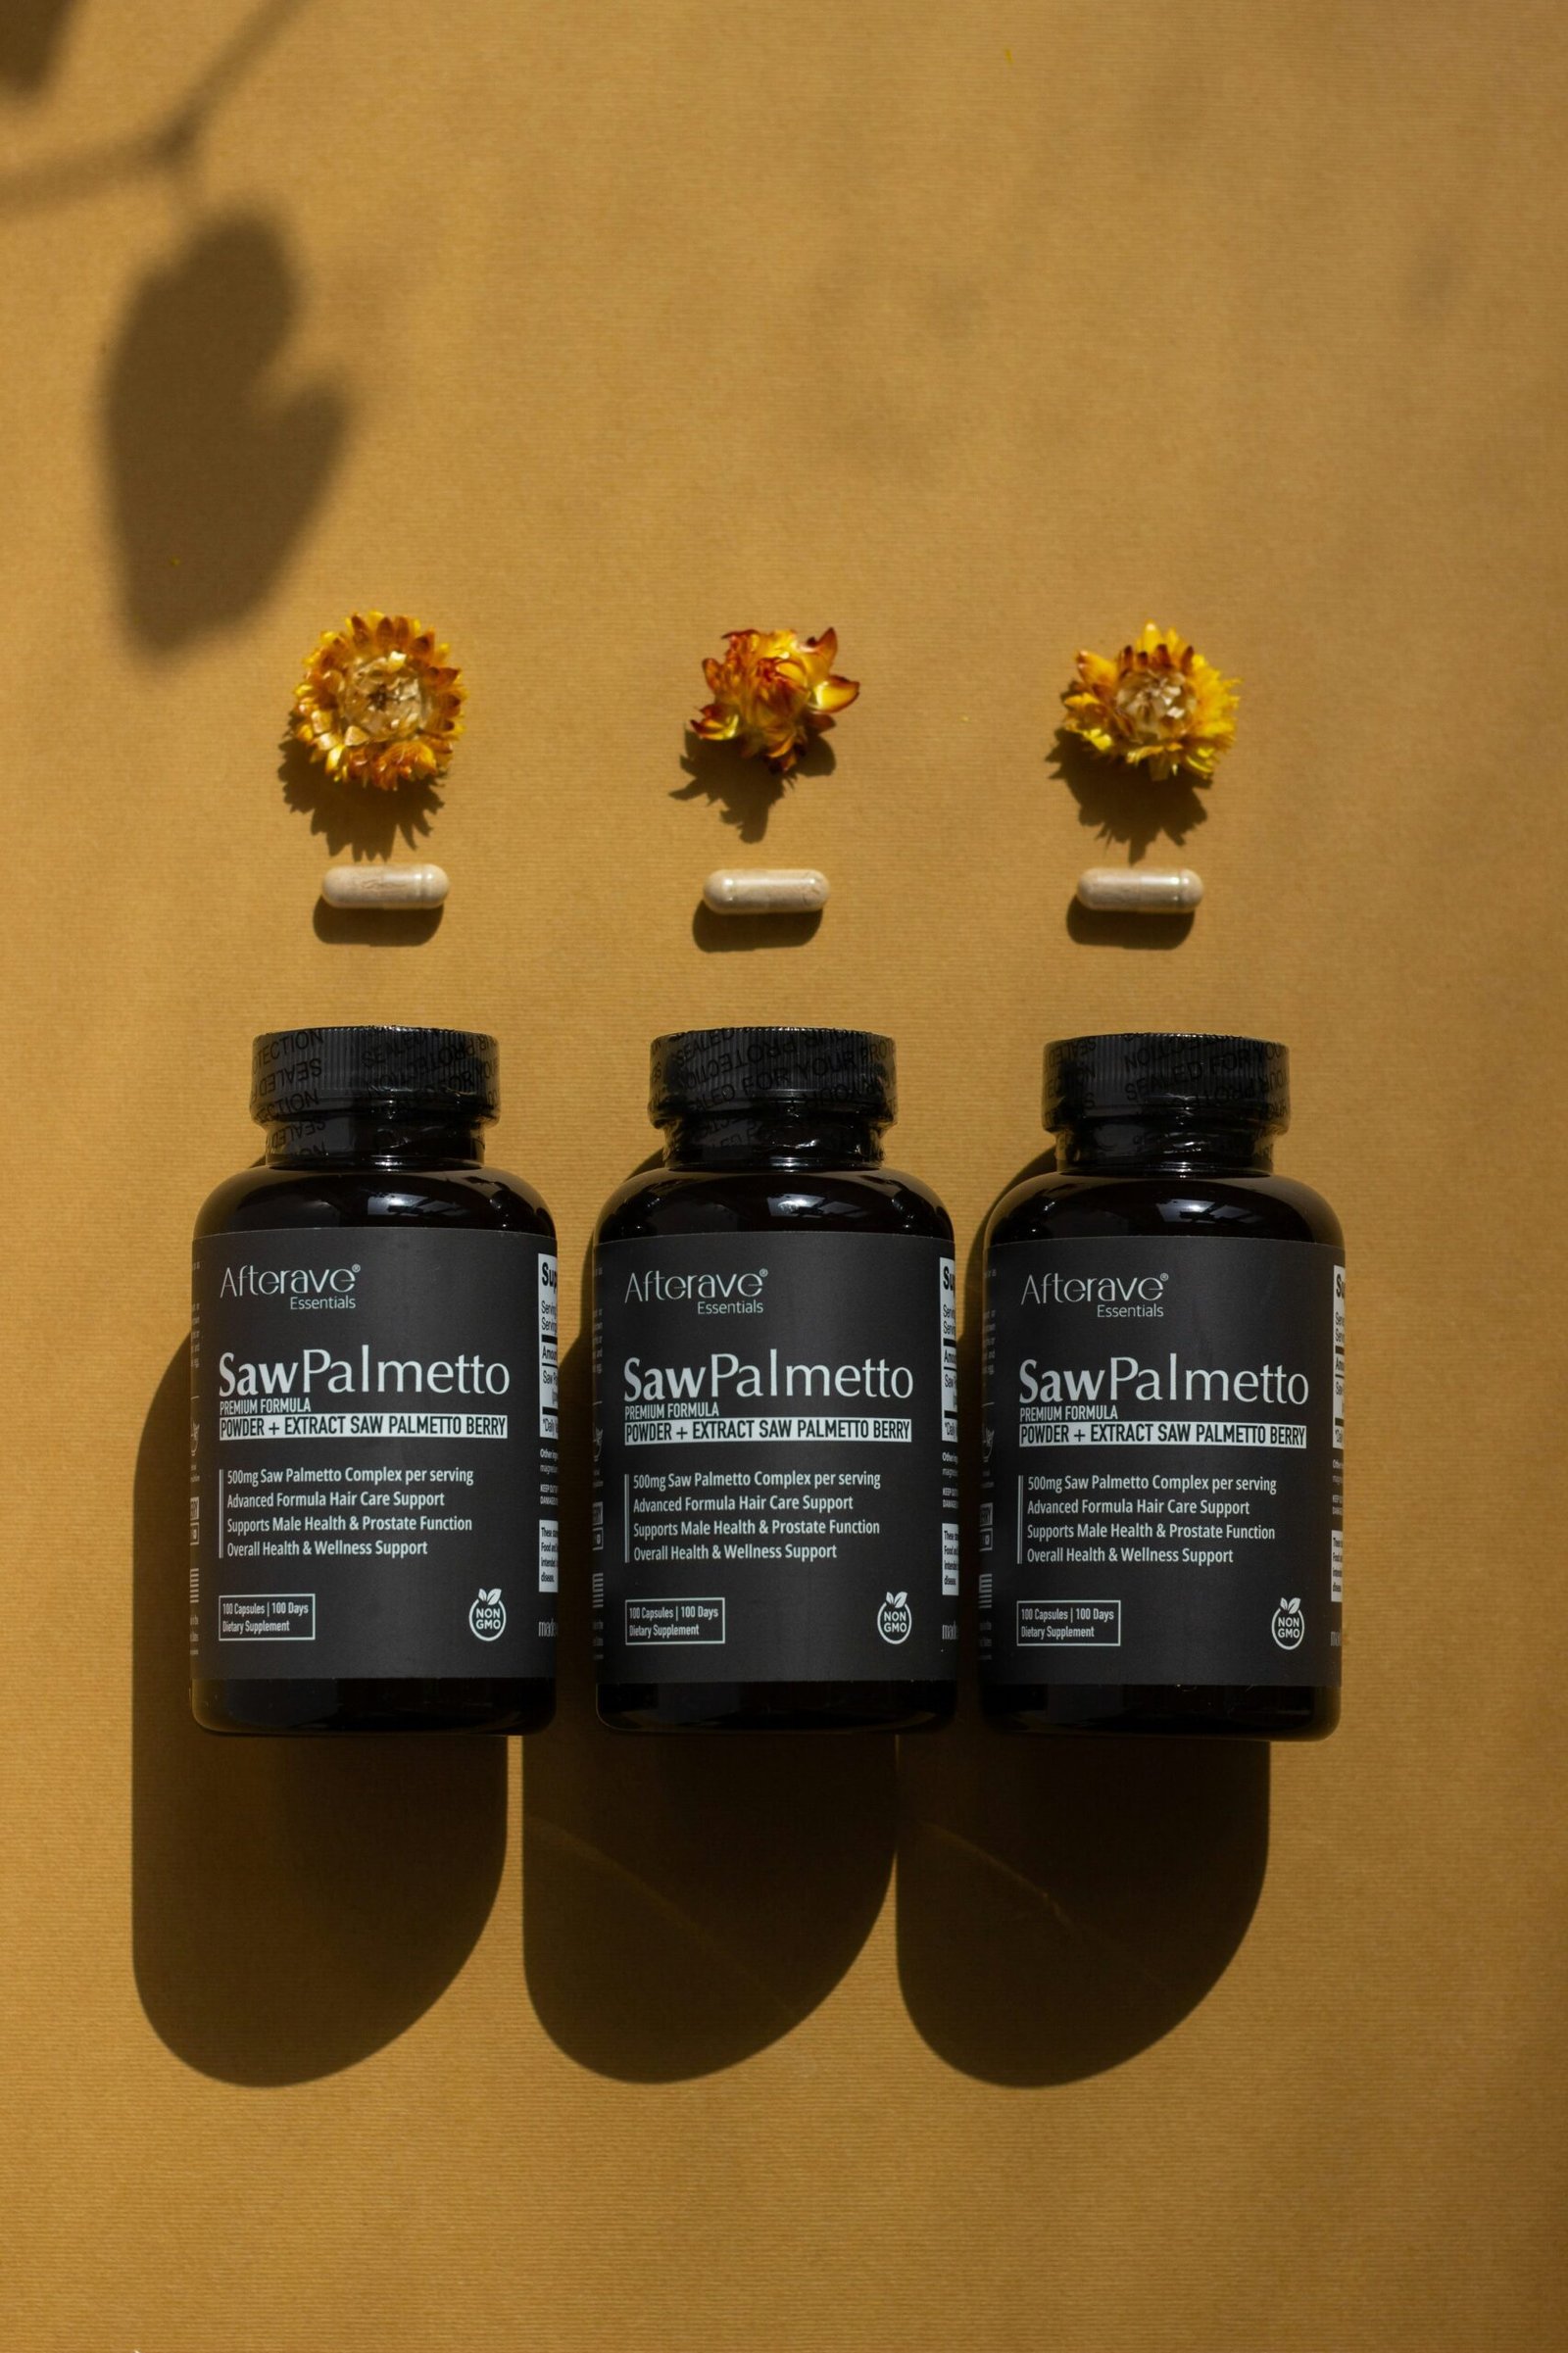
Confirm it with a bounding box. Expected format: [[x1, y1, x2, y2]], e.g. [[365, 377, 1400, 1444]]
[[594, 1026, 958, 1731], [190, 1026, 558, 1734], [981, 1033, 1343, 1739]]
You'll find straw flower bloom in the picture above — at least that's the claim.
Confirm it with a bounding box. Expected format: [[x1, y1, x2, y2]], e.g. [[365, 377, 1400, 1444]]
[[292, 612, 465, 790], [693, 628, 858, 772], [1061, 622, 1239, 781]]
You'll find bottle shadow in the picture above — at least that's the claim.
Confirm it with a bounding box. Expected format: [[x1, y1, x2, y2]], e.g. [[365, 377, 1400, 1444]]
[[132, 1345, 506, 2085], [670, 729, 835, 844], [897, 1717, 1269, 2083], [104, 209, 347, 655], [0, 0, 77, 93], [894, 1159, 1271, 2083], [1051, 731, 1209, 863], [521, 1269, 897, 2082]]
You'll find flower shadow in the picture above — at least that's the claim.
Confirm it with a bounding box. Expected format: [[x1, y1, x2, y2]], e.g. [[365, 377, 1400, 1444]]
[[671, 729, 837, 845], [280, 734, 443, 861], [1051, 730, 1209, 863]]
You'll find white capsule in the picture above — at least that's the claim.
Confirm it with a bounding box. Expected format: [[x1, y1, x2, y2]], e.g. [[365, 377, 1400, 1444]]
[[320, 862, 449, 908], [1075, 865, 1203, 911], [702, 867, 830, 914]]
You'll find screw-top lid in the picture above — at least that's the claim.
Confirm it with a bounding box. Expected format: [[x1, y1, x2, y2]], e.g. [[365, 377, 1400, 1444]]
[[1044, 1032, 1289, 1131], [650, 1027, 896, 1122], [251, 1026, 499, 1123]]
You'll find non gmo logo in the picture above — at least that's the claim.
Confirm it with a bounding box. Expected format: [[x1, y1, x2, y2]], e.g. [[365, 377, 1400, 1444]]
[[1271, 1595, 1305, 1651], [876, 1591, 912, 1644], [469, 1588, 507, 1642]]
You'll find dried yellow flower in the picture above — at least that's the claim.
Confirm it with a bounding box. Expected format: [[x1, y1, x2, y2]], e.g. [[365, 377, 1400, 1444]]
[[693, 629, 858, 773], [1061, 622, 1239, 782], [292, 612, 465, 791]]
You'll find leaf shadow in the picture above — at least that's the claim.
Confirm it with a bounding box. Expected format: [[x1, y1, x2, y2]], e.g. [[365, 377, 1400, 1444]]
[[104, 208, 347, 654], [1051, 730, 1209, 863], [670, 729, 837, 845]]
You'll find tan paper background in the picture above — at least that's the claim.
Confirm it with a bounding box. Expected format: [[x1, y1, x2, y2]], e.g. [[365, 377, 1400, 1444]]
[[3, 3, 1566, 2346]]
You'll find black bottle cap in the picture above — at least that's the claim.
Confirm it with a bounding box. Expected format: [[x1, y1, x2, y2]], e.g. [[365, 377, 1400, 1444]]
[[250, 1026, 500, 1123], [1045, 1032, 1289, 1131], [650, 1027, 897, 1122]]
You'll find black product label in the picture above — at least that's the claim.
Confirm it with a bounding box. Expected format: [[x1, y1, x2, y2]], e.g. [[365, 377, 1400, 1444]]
[[190, 1229, 559, 1681], [594, 1233, 959, 1685], [982, 1237, 1344, 1687]]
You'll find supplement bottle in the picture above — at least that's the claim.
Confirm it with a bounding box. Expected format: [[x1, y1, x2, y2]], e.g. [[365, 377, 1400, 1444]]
[[594, 1027, 958, 1731], [981, 1034, 1343, 1739], [191, 1027, 558, 1734]]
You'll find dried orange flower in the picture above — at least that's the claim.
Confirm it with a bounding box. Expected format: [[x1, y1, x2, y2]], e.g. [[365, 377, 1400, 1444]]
[[1061, 622, 1239, 781], [292, 611, 465, 791], [693, 628, 858, 772]]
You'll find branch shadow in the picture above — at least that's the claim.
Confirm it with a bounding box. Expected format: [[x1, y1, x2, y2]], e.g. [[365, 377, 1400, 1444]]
[[670, 729, 836, 844], [132, 1346, 506, 2084], [281, 734, 443, 860], [0, 0, 310, 215], [104, 210, 347, 654], [895, 1157, 1270, 2083], [1051, 731, 1209, 863], [0, 0, 77, 94], [521, 1255, 897, 2081]]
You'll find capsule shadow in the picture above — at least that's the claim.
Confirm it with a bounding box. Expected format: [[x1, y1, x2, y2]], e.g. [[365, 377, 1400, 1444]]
[[1066, 900, 1195, 951], [521, 1306, 897, 2082], [692, 904, 822, 953], [313, 901, 444, 947], [132, 1346, 506, 2085]]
